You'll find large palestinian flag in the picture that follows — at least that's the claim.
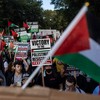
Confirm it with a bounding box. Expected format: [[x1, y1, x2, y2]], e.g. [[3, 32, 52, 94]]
[[53, 3, 100, 83], [55, 39, 100, 83]]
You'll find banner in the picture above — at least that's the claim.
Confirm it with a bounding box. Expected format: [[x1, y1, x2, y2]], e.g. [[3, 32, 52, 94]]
[[31, 50, 52, 66], [30, 38, 51, 50], [16, 43, 29, 59], [30, 25, 38, 32], [38, 29, 56, 40], [30, 39, 52, 66], [27, 22, 38, 33]]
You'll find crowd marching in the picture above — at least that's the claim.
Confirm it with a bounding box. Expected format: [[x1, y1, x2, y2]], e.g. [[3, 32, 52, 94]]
[[0, 19, 100, 95], [0, 40, 99, 95]]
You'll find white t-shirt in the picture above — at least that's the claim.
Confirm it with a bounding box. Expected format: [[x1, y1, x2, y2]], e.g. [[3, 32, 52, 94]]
[[4, 61, 8, 69]]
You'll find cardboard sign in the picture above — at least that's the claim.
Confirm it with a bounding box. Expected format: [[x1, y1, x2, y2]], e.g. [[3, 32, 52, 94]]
[[30, 39, 51, 50], [27, 22, 38, 32], [38, 29, 56, 40], [0, 86, 100, 100], [30, 39, 52, 66], [16, 43, 29, 59], [31, 50, 52, 66], [30, 25, 38, 32]]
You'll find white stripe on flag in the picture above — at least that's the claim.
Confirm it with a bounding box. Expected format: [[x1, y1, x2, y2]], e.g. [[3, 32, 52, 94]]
[[80, 38, 100, 66]]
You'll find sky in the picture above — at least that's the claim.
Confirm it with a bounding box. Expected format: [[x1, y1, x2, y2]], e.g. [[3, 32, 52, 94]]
[[42, 0, 54, 10]]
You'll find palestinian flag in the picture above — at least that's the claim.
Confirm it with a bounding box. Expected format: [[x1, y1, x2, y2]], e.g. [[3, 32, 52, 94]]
[[8, 21, 12, 27], [11, 30, 18, 39], [23, 22, 29, 29], [0, 40, 6, 51], [52, 3, 100, 83], [8, 21, 19, 28], [55, 39, 100, 83]]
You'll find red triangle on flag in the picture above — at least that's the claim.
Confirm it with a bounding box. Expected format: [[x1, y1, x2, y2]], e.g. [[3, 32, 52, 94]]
[[23, 22, 29, 29], [0, 40, 6, 51], [8, 21, 12, 27], [11, 30, 18, 38], [54, 14, 90, 56]]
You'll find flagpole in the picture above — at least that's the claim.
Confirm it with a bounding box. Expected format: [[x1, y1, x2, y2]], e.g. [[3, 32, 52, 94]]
[[22, 3, 89, 90]]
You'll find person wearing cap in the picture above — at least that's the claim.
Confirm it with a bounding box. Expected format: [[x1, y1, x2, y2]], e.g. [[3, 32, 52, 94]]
[[65, 75, 85, 94]]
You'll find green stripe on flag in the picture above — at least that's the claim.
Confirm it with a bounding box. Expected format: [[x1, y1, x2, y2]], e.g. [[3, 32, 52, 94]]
[[55, 53, 100, 83]]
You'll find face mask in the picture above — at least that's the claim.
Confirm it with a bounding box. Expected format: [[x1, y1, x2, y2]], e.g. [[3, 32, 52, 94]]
[[46, 69, 52, 73]]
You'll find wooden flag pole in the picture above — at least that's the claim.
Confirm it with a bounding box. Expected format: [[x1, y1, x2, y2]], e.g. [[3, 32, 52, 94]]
[[41, 67, 45, 87]]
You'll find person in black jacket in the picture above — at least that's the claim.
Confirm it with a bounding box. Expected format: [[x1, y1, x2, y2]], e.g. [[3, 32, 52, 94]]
[[44, 65, 61, 89]]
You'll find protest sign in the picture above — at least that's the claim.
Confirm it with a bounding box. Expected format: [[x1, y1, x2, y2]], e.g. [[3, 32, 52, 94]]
[[31, 50, 52, 66], [38, 29, 56, 40], [27, 22, 38, 33], [30, 38, 51, 50], [30, 38, 52, 66], [19, 31, 31, 42], [15, 43, 29, 59]]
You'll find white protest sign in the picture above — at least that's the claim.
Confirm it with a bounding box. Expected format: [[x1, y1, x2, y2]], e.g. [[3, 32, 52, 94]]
[[31, 50, 52, 66], [30, 38, 52, 66], [30, 38, 51, 50], [38, 29, 56, 40], [27, 22, 38, 32]]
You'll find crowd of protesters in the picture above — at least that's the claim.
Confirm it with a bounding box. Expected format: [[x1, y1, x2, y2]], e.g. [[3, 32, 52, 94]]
[[0, 48, 100, 95]]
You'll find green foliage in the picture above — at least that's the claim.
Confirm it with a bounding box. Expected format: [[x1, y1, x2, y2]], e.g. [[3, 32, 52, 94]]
[[51, 0, 100, 30], [1, 0, 43, 28], [41, 10, 56, 29]]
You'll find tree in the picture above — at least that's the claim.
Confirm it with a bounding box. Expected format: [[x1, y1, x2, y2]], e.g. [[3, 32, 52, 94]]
[[41, 10, 56, 29], [51, 0, 100, 30], [1, 0, 43, 28]]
